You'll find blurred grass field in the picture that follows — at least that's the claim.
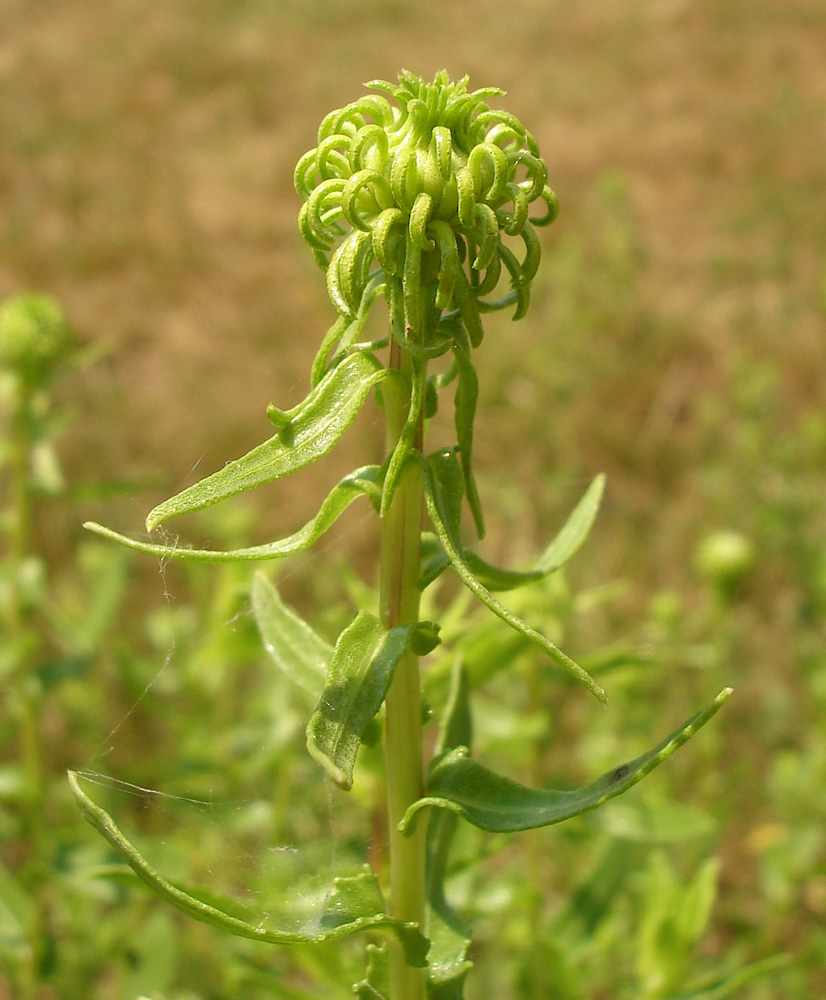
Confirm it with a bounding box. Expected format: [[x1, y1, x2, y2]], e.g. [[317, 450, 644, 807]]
[[2, 0, 825, 998]]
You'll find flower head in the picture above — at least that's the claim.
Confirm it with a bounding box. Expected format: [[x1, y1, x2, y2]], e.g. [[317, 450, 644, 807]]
[[295, 70, 558, 358]]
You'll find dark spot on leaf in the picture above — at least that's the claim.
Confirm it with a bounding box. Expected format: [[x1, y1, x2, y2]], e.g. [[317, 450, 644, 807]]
[[608, 764, 630, 786]]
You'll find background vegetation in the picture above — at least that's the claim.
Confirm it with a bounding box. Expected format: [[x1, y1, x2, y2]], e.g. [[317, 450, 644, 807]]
[[1, 0, 824, 997]]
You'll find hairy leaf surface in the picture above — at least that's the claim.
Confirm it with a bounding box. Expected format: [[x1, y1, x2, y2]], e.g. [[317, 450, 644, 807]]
[[85, 466, 382, 563], [145, 352, 394, 530]]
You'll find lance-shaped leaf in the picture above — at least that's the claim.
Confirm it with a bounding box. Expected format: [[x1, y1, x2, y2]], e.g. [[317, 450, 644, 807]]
[[306, 612, 441, 790], [145, 352, 395, 530], [663, 954, 791, 1000], [251, 572, 331, 703], [421, 449, 605, 703], [400, 689, 732, 835], [85, 466, 383, 564], [419, 473, 605, 591], [425, 661, 473, 1000], [451, 340, 485, 540], [68, 772, 429, 965]]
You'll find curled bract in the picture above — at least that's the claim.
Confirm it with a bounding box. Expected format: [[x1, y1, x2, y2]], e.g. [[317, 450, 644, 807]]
[[296, 70, 558, 359]]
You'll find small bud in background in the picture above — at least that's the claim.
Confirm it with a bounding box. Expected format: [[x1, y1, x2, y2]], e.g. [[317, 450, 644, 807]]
[[694, 530, 756, 591], [0, 293, 73, 386]]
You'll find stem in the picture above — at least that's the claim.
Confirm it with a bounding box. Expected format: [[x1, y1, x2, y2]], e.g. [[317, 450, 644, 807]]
[[5, 382, 45, 1000], [380, 338, 427, 1000]]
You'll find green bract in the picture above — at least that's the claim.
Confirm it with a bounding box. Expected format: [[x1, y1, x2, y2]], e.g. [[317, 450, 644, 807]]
[[296, 70, 558, 363]]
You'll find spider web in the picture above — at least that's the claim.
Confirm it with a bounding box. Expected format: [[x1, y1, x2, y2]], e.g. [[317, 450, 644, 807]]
[[73, 485, 387, 954]]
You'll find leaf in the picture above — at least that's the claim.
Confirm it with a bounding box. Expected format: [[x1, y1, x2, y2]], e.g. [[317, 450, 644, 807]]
[[426, 907, 472, 1000], [451, 341, 485, 540], [144, 352, 394, 530], [420, 449, 605, 703], [0, 858, 33, 943], [419, 474, 605, 591], [306, 612, 440, 789], [68, 772, 429, 966], [85, 466, 383, 563], [251, 572, 331, 702], [425, 661, 473, 1000], [381, 355, 425, 516], [354, 942, 390, 999], [664, 954, 792, 1000], [400, 689, 732, 835], [588, 798, 716, 843], [532, 473, 605, 573]]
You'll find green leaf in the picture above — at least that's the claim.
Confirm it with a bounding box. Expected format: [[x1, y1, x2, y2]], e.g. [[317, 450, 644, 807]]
[[85, 466, 383, 563], [381, 355, 425, 516], [532, 473, 605, 573], [421, 449, 605, 702], [68, 772, 429, 966], [451, 341, 485, 540], [664, 954, 792, 1000], [400, 689, 732, 835], [251, 572, 331, 702], [354, 942, 390, 999], [426, 906, 472, 1000], [419, 473, 605, 591], [145, 352, 393, 530], [588, 798, 716, 843], [425, 661, 473, 1000], [0, 858, 33, 944], [306, 612, 440, 789]]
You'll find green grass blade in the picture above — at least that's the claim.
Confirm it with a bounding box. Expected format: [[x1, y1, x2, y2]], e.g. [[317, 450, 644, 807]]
[[68, 772, 429, 965], [145, 352, 392, 530], [400, 689, 732, 834]]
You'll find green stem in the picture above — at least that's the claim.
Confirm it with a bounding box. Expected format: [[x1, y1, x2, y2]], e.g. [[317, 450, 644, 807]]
[[380, 337, 427, 1000], [6, 382, 45, 1000]]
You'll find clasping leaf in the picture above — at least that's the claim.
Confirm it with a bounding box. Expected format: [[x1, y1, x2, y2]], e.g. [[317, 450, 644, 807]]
[[400, 689, 732, 835], [306, 612, 440, 790]]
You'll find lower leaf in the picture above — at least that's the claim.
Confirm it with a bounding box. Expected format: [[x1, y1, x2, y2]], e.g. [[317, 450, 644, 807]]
[[68, 771, 429, 966], [400, 689, 732, 835]]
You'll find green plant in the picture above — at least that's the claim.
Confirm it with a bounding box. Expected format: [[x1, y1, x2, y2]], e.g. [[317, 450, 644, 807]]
[[73, 71, 732, 1000], [0, 292, 74, 998]]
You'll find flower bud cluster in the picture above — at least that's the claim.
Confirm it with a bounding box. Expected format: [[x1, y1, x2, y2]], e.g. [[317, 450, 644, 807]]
[[296, 70, 558, 357]]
